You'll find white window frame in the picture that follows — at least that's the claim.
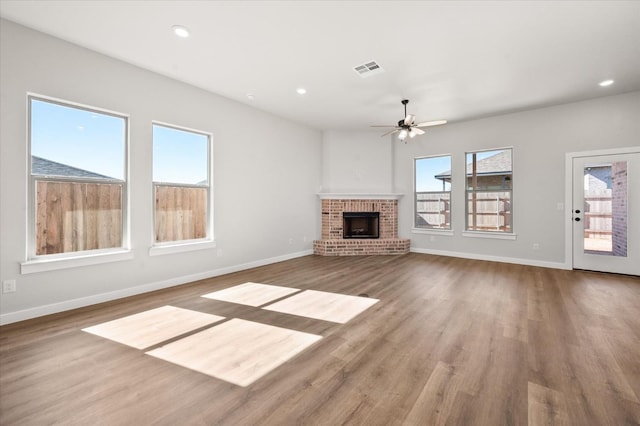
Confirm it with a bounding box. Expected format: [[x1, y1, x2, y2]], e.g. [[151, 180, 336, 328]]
[[149, 121, 215, 256], [22, 93, 131, 274], [412, 154, 454, 236], [462, 146, 516, 240]]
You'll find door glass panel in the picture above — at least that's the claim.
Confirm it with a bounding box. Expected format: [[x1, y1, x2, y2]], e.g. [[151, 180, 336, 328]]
[[583, 161, 627, 256]]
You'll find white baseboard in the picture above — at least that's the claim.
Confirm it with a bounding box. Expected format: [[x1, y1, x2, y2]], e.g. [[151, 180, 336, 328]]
[[410, 247, 570, 270], [0, 250, 313, 326]]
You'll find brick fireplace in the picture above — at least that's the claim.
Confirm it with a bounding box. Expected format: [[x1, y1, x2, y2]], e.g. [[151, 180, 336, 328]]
[[313, 194, 410, 256]]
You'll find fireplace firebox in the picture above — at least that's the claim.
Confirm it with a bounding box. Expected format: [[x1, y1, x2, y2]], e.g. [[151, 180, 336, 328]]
[[343, 212, 380, 239]]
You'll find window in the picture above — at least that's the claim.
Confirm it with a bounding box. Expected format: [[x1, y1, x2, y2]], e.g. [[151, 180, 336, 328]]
[[465, 148, 513, 233], [29, 96, 127, 258], [152, 123, 211, 244], [414, 155, 452, 230]]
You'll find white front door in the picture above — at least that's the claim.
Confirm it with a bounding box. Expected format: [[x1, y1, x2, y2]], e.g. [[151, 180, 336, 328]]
[[571, 149, 640, 275]]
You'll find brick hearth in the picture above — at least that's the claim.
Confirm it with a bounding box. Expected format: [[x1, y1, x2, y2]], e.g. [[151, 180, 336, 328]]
[[314, 197, 410, 256]]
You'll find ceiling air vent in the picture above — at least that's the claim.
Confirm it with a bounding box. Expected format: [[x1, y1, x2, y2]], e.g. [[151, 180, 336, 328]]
[[353, 61, 384, 78]]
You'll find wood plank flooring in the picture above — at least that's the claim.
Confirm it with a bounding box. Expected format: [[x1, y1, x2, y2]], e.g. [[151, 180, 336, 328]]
[[1, 253, 639, 425]]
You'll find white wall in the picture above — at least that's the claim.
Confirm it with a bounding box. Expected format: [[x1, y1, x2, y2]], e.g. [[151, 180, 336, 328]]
[[392, 91, 640, 267], [0, 20, 322, 323], [321, 130, 393, 193]]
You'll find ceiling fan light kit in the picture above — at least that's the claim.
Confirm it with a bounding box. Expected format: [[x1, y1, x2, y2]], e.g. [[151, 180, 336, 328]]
[[371, 99, 447, 143]]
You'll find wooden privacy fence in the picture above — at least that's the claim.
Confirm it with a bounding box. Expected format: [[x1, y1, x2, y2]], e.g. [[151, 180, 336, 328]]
[[154, 185, 207, 243], [584, 190, 612, 239], [36, 182, 208, 255], [416, 190, 512, 231], [415, 191, 451, 228], [467, 191, 512, 232], [36, 180, 122, 255]]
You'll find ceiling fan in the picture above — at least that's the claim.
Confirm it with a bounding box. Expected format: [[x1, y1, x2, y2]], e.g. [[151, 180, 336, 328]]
[[371, 99, 447, 142]]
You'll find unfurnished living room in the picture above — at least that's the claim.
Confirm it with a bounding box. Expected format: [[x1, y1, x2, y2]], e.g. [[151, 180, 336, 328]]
[[0, 1, 639, 425]]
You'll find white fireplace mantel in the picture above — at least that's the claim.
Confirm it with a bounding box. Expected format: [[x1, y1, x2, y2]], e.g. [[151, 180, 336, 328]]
[[316, 193, 404, 200]]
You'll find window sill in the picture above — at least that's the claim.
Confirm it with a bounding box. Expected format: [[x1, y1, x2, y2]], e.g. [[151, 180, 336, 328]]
[[412, 228, 454, 236], [462, 231, 517, 240], [21, 249, 134, 274], [149, 240, 217, 256]]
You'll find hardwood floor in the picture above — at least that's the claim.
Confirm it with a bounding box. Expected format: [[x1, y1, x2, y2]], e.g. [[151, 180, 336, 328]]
[[1, 253, 639, 425]]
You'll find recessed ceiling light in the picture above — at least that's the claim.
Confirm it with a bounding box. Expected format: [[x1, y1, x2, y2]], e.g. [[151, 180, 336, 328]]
[[296, 88, 307, 95], [246, 93, 255, 101], [599, 79, 614, 87], [172, 25, 190, 38]]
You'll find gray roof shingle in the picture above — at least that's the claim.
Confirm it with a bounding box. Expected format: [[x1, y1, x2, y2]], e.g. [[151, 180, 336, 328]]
[[31, 156, 114, 179], [435, 150, 511, 180]]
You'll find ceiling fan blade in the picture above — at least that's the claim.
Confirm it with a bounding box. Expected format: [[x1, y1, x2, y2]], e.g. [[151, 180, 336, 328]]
[[411, 127, 425, 135], [415, 119, 447, 128], [381, 129, 399, 137], [370, 125, 399, 128], [404, 114, 416, 126]]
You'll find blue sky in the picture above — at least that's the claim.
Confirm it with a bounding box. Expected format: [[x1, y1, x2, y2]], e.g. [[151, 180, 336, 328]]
[[153, 125, 208, 184], [416, 156, 451, 192], [31, 99, 126, 179], [31, 99, 209, 184]]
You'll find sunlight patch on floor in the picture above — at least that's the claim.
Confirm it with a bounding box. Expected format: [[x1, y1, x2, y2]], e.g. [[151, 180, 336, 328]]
[[263, 289, 379, 324], [201, 282, 300, 307], [146, 318, 322, 386], [82, 306, 225, 349], [83, 285, 379, 386]]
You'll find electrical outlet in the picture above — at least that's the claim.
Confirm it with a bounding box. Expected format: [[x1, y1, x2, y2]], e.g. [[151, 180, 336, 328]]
[[2, 280, 16, 293], [217, 248, 223, 257], [532, 243, 540, 250], [557, 202, 564, 211], [303, 236, 307, 242]]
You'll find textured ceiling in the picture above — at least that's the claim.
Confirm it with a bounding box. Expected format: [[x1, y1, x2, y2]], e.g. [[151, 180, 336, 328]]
[[1, 1, 639, 130]]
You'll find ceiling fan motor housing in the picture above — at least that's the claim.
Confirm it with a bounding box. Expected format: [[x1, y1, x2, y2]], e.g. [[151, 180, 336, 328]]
[[371, 98, 446, 138]]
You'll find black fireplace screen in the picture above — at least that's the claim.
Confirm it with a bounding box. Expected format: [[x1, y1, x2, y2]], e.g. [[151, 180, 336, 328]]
[[343, 212, 380, 239]]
